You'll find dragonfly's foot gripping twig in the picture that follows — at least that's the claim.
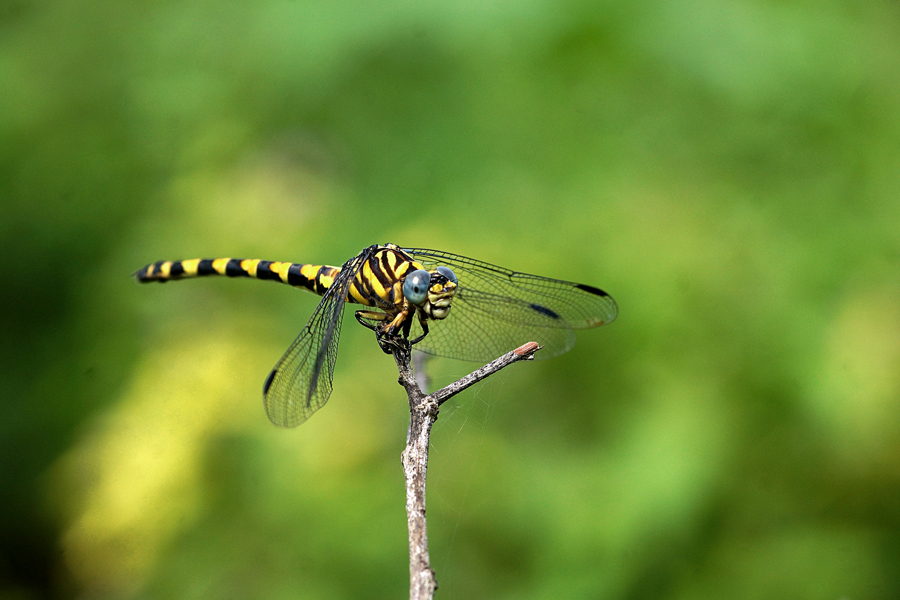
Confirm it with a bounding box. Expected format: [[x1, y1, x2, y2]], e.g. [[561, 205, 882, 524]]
[[377, 331, 413, 358]]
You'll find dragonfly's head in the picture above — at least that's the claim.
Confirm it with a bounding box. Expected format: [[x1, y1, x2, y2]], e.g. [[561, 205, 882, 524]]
[[402, 266, 458, 320]]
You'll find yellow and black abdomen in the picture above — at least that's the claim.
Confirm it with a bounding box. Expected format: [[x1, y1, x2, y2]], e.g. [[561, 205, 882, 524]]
[[135, 245, 424, 310], [135, 258, 353, 300]]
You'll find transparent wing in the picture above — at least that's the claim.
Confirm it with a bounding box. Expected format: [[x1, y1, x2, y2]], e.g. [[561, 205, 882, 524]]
[[405, 248, 618, 362], [262, 251, 367, 427]]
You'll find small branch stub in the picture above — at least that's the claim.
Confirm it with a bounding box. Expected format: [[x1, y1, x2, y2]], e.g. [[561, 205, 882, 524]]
[[394, 342, 542, 600], [515, 341, 540, 356]]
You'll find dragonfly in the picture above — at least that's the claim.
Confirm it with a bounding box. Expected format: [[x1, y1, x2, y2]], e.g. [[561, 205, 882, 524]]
[[135, 243, 617, 427]]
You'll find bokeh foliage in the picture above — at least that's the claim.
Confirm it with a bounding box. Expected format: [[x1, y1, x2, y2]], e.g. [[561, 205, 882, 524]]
[[2, 0, 899, 598]]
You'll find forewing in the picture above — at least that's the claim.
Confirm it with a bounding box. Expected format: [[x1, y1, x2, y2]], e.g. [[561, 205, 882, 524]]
[[262, 253, 364, 427], [406, 248, 617, 362]]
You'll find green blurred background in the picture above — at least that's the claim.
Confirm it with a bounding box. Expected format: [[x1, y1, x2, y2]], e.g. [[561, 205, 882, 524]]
[[3, 0, 899, 598]]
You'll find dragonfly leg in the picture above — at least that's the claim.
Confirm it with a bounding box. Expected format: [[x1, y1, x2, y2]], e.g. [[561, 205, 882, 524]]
[[408, 315, 430, 346], [375, 311, 412, 354], [377, 308, 413, 337], [355, 310, 389, 332], [356, 310, 396, 354]]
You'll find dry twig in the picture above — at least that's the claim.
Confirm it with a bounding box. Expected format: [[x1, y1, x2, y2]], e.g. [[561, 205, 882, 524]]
[[392, 341, 542, 600]]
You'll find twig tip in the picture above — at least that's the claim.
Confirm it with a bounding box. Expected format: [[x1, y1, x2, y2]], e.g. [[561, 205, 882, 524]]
[[514, 341, 541, 357]]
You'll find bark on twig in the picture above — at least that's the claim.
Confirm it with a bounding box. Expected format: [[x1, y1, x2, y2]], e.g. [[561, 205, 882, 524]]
[[393, 341, 542, 600]]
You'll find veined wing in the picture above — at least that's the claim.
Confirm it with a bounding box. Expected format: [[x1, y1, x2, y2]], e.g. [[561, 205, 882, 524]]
[[405, 248, 618, 362], [262, 250, 369, 427]]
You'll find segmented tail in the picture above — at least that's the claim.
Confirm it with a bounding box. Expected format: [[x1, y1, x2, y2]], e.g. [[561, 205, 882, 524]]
[[135, 258, 340, 296]]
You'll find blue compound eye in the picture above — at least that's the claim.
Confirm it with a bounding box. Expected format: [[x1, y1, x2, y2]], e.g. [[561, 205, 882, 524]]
[[403, 269, 431, 305], [436, 266, 457, 285]]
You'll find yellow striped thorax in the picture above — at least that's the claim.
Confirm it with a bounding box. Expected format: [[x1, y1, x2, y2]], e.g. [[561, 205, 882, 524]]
[[351, 244, 457, 320]]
